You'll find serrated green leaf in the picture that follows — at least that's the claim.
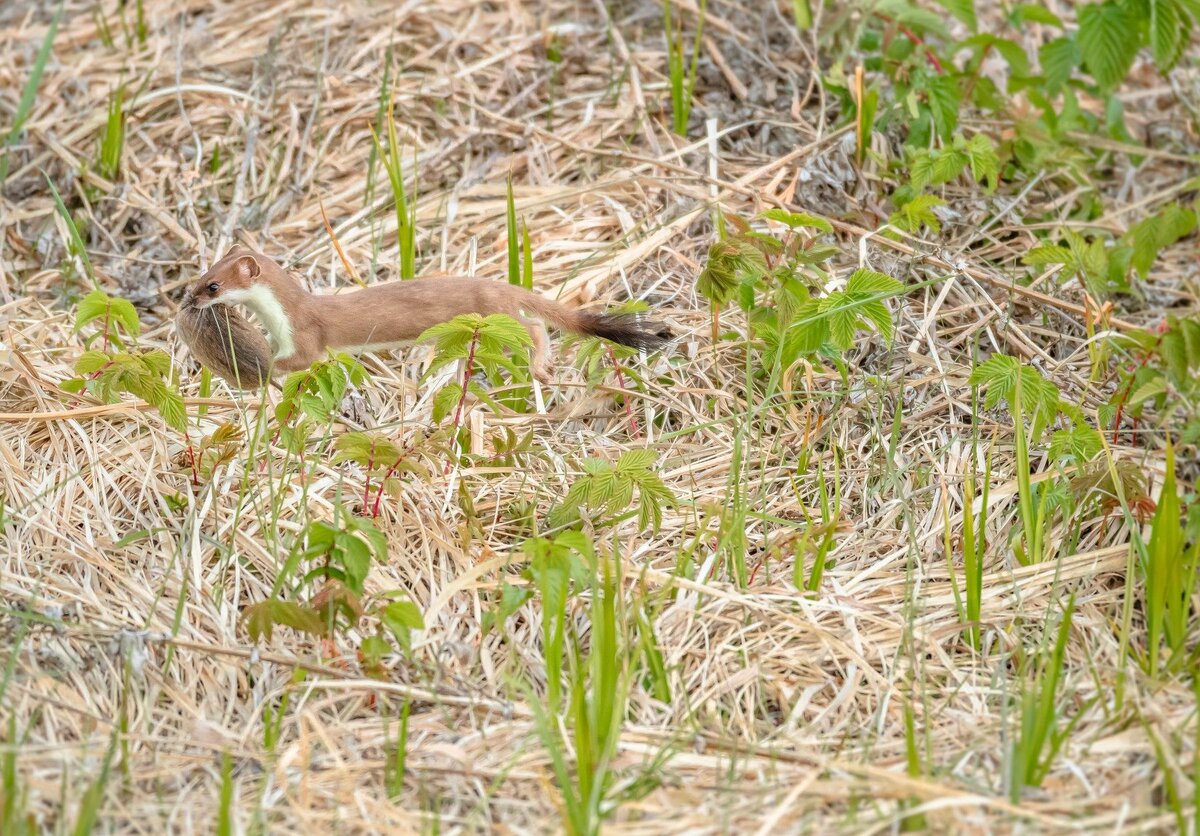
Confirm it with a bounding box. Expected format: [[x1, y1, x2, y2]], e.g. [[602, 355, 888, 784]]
[[617, 448, 657, 472], [1078, 1, 1139, 90], [1039, 37, 1080, 93], [74, 291, 111, 332], [1049, 426, 1103, 462], [937, 0, 976, 30], [1128, 375, 1168, 406], [74, 350, 110, 375], [1023, 245, 1074, 267], [891, 194, 945, 234], [155, 386, 187, 433], [1150, 0, 1187, 70], [964, 133, 1000, 191], [758, 208, 834, 234], [109, 296, 140, 338], [846, 269, 903, 296], [926, 75, 961, 141]]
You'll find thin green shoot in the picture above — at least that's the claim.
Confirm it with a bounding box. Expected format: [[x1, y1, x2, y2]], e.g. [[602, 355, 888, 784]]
[[1137, 440, 1198, 677], [505, 175, 521, 286], [792, 0, 813, 31], [1009, 594, 1081, 802], [216, 751, 234, 836], [384, 698, 410, 799], [43, 171, 97, 289], [371, 103, 416, 279], [97, 85, 125, 182], [1, 3, 62, 182], [663, 0, 706, 136]]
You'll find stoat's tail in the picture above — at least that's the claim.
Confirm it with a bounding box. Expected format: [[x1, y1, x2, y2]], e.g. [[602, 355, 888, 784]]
[[521, 294, 673, 351]]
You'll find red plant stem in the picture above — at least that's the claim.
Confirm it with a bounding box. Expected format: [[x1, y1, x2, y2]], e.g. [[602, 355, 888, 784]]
[[902, 26, 943, 73], [877, 14, 944, 73], [445, 327, 480, 475], [606, 343, 640, 438], [370, 448, 412, 518], [364, 449, 374, 515]]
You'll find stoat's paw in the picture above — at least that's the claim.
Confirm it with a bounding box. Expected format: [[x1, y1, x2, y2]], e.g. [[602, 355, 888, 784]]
[[532, 360, 554, 384]]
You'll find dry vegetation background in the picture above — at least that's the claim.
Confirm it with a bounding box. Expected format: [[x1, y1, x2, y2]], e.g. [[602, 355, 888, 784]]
[[0, 0, 1198, 833]]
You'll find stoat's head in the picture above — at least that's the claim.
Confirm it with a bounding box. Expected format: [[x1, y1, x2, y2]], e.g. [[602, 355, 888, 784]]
[[187, 245, 262, 308]]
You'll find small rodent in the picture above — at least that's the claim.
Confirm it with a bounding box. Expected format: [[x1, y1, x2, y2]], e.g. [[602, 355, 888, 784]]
[[177, 295, 272, 389]]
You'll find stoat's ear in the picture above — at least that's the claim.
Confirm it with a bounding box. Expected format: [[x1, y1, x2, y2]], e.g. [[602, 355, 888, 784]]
[[223, 242, 247, 259], [233, 255, 261, 280]]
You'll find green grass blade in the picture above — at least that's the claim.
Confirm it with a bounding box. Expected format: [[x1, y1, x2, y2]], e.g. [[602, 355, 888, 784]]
[[1, 3, 62, 182]]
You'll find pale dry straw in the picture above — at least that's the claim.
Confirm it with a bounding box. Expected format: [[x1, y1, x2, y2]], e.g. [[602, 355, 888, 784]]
[[0, 0, 1197, 833]]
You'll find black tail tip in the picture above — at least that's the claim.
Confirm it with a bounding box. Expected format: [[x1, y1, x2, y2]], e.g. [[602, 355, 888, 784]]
[[581, 312, 673, 352]]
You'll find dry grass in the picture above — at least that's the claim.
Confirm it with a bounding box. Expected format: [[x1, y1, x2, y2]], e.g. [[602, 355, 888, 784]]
[[0, 0, 1197, 833]]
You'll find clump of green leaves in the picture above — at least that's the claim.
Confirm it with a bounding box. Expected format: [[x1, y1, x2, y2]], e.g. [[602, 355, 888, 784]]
[[62, 289, 186, 433], [177, 422, 243, 484], [970, 354, 1063, 441], [244, 513, 423, 674], [419, 313, 532, 468], [969, 353, 1107, 565], [1106, 313, 1200, 445], [549, 449, 675, 533], [697, 208, 905, 380], [333, 430, 429, 518], [1023, 205, 1196, 299], [522, 539, 640, 834], [888, 132, 1002, 236], [274, 353, 367, 452]]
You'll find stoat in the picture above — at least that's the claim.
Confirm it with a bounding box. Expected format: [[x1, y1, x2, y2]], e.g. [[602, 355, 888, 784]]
[[181, 245, 671, 384]]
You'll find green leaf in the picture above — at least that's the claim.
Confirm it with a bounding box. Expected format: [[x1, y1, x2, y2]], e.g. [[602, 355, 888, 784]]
[[383, 599, 424, 630], [155, 386, 187, 434], [338, 534, 372, 593], [1078, 1, 1139, 90], [1039, 37, 1080, 93], [926, 76, 961, 141], [758, 209, 834, 234], [876, 0, 951, 38], [1128, 375, 1168, 406], [1150, 0, 1187, 70], [1013, 4, 1062, 26], [1049, 426, 1103, 462], [969, 354, 1021, 409], [432, 383, 463, 424], [75, 350, 111, 375], [845, 268, 903, 297], [964, 133, 1000, 191], [359, 634, 391, 667], [1023, 245, 1073, 267], [74, 290, 112, 332], [891, 194, 946, 234], [936, 0, 976, 30]]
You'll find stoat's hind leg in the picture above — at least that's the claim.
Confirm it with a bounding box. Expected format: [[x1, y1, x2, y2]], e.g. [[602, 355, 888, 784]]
[[519, 315, 553, 383]]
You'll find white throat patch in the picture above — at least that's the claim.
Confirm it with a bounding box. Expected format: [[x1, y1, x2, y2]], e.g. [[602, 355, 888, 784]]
[[223, 285, 295, 360]]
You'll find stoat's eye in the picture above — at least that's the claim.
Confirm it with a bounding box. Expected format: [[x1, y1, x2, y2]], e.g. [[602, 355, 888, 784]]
[[207, 282, 220, 293]]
